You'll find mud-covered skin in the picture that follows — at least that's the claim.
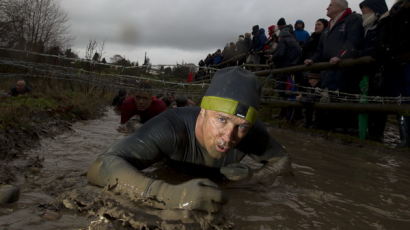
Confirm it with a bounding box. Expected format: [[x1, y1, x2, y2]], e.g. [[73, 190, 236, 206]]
[[88, 107, 290, 212]]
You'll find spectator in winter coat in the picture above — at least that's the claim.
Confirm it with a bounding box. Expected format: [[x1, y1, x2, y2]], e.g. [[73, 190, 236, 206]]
[[213, 49, 223, 65], [294, 20, 310, 46], [302, 18, 329, 61], [272, 28, 302, 121], [222, 42, 237, 64], [236, 35, 248, 54], [251, 25, 268, 52], [358, 0, 389, 142], [277, 18, 295, 36], [272, 29, 302, 68], [236, 35, 250, 65], [296, 71, 322, 128], [377, 0, 410, 147], [305, 0, 364, 92], [244, 33, 252, 52], [264, 25, 279, 54], [204, 54, 213, 66], [304, 0, 364, 132]]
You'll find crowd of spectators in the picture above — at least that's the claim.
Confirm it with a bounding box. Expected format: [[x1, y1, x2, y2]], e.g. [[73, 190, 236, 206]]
[[197, 0, 410, 147]]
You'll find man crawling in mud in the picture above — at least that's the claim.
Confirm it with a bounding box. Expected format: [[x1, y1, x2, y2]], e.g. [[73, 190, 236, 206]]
[[87, 66, 291, 213]]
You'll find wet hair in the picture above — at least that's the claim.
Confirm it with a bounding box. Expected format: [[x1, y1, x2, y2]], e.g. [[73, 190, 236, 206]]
[[277, 18, 286, 26], [130, 81, 152, 96]]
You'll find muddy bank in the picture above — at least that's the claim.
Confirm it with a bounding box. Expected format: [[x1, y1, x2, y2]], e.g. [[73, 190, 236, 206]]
[[0, 101, 106, 161], [0, 109, 123, 229], [0, 115, 72, 160], [0, 108, 409, 230], [0, 77, 114, 160]]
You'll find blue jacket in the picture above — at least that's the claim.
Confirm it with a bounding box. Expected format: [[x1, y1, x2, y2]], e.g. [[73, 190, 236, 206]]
[[294, 29, 310, 45], [252, 28, 268, 51]]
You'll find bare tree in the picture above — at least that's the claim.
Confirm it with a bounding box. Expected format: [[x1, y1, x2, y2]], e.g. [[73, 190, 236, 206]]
[[85, 39, 105, 61], [85, 39, 97, 60], [97, 40, 105, 62], [0, 0, 70, 51]]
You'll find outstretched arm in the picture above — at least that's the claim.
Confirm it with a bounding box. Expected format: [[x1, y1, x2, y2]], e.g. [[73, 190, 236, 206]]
[[87, 112, 225, 212], [87, 153, 154, 200]]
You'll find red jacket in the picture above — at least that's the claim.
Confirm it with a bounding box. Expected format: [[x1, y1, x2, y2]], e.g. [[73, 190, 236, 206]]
[[120, 96, 167, 124]]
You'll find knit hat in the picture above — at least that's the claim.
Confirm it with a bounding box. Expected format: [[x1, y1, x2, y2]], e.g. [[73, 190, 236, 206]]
[[252, 25, 259, 35], [277, 18, 286, 26], [201, 67, 261, 123], [295, 20, 305, 26], [268, 25, 276, 35], [359, 0, 388, 15]]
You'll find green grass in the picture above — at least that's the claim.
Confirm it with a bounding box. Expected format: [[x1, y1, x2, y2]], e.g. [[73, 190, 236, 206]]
[[0, 77, 114, 131]]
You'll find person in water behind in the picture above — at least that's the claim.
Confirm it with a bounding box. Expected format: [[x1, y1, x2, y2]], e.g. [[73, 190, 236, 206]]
[[87, 67, 291, 213], [175, 96, 196, 107], [117, 84, 167, 132], [9, 80, 31, 97]]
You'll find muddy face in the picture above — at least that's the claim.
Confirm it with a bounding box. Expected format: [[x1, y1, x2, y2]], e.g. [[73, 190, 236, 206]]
[[195, 109, 251, 159], [15, 80, 26, 93], [134, 92, 152, 111]]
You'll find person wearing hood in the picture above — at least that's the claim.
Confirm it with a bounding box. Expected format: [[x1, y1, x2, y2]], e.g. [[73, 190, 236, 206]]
[[360, 0, 389, 56], [272, 22, 302, 121], [248, 25, 267, 64], [264, 25, 279, 54], [277, 17, 295, 36], [251, 25, 267, 52], [236, 34, 251, 65], [294, 20, 310, 46], [377, 0, 410, 147], [357, 0, 389, 142]]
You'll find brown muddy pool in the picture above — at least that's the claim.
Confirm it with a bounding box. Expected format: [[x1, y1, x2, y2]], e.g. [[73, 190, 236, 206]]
[[0, 108, 409, 230]]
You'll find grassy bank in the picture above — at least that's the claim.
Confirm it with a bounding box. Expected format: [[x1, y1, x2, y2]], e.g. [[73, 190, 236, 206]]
[[0, 77, 114, 159]]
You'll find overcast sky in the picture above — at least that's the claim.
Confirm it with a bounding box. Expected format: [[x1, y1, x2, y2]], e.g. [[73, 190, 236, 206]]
[[59, 0, 396, 65]]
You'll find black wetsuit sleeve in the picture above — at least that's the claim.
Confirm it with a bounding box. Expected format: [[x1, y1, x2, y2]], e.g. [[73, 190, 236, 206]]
[[237, 121, 286, 163], [100, 112, 178, 170]]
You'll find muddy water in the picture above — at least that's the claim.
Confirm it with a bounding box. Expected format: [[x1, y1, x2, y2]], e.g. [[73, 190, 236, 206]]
[[227, 129, 410, 229], [0, 109, 127, 230], [1, 109, 410, 229]]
